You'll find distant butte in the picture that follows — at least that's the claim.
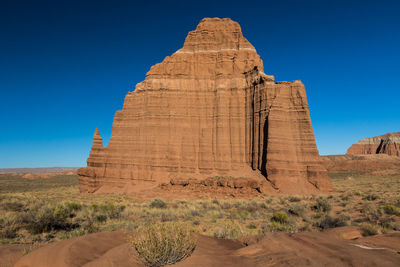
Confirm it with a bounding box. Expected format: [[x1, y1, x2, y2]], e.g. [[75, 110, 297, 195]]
[[347, 132, 400, 157], [78, 17, 332, 195]]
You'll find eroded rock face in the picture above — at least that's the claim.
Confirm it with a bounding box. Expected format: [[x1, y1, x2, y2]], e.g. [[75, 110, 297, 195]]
[[78, 18, 332, 195], [347, 132, 400, 157]]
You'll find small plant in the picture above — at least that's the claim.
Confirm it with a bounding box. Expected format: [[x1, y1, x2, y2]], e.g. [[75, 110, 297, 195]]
[[262, 221, 297, 233], [318, 215, 349, 230], [288, 196, 301, 202], [212, 222, 243, 239], [131, 222, 197, 267], [0, 225, 18, 239], [382, 205, 400, 216], [271, 212, 289, 224], [312, 198, 332, 213], [1, 201, 25, 212], [360, 223, 379, 236], [23, 203, 79, 234], [288, 204, 306, 217], [363, 194, 379, 201], [361, 202, 382, 222], [247, 222, 257, 229], [149, 199, 167, 209]]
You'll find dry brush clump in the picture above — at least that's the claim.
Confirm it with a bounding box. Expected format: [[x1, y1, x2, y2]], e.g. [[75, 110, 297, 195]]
[[130, 222, 197, 267]]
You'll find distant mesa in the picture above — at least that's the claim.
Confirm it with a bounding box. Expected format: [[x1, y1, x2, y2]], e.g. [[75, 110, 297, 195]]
[[78, 17, 332, 195], [347, 132, 400, 157]]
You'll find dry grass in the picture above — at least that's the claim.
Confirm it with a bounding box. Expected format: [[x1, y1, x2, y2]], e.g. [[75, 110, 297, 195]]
[[130, 222, 197, 267]]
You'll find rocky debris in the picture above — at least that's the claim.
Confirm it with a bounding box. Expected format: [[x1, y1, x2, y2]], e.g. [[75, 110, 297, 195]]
[[168, 176, 262, 193], [78, 17, 332, 195], [347, 132, 400, 157]]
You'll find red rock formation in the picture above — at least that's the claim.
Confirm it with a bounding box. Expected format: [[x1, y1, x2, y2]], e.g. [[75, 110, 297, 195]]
[[78, 18, 332, 195], [347, 132, 400, 157]]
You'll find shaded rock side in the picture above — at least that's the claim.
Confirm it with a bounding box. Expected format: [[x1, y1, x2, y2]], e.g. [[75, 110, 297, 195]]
[[78, 18, 332, 194], [347, 132, 400, 157]]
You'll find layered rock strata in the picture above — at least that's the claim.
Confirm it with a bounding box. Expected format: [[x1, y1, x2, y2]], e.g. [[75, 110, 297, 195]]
[[347, 132, 400, 157], [78, 18, 332, 194]]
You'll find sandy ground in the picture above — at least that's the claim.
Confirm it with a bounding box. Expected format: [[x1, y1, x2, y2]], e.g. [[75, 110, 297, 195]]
[[12, 227, 400, 267]]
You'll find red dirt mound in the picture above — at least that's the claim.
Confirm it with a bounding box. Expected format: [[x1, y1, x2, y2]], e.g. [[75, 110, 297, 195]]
[[14, 227, 400, 267]]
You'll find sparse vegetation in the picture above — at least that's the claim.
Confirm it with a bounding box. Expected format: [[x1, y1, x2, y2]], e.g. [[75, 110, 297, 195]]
[[271, 212, 289, 224], [150, 199, 167, 209], [0, 170, 399, 246], [360, 223, 379, 236], [312, 197, 332, 213]]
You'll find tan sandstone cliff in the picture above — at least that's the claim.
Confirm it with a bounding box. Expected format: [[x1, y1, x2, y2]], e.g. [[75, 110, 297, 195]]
[[347, 132, 400, 157], [78, 18, 332, 195]]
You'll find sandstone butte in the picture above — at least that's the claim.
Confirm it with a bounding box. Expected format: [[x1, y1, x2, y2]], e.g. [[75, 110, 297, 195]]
[[347, 132, 400, 157], [78, 18, 333, 195]]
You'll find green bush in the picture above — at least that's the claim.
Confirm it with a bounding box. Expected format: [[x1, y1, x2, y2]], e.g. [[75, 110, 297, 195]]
[[363, 194, 379, 201], [288, 196, 301, 202], [361, 203, 382, 222], [271, 212, 289, 224], [90, 202, 125, 219], [312, 198, 332, 213], [131, 222, 197, 267], [382, 205, 400, 216], [318, 215, 349, 230], [360, 223, 379, 236], [288, 204, 306, 217], [247, 222, 257, 229], [23, 203, 79, 234], [262, 221, 297, 233], [1, 201, 25, 212], [0, 225, 18, 239], [149, 199, 167, 209]]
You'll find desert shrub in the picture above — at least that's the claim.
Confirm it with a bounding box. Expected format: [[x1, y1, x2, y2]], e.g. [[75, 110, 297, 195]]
[[318, 215, 349, 230], [65, 202, 82, 211], [262, 221, 297, 233], [382, 205, 400, 216], [288, 204, 306, 217], [212, 199, 220, 205], [212, 222, 243, 239], [288, 196, 301, 202], [190, 210, 201, 217], [23, 203, 79, 234], [0, 225, 18, 239], [360, 223, 379, 236], [247, 222, 257, 229], [312, 198, 332, 213], [363, 194, 379, 201], [379, 217, 400, 230], [361, 203, 382, 222], [149, 199, 167, 209], [271, 212, 289, 224], [242, 201, 258, 213], [95, 214, 108, 223], [90, 202, 125, 219], [131, 222, 197, 267], [221, 202, 232, 210], [1, 201, 25, 212], [160, 212, 177, 222]]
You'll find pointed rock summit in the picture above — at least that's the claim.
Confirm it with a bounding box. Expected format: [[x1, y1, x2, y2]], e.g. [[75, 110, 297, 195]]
[[78, 18, 332, 195]]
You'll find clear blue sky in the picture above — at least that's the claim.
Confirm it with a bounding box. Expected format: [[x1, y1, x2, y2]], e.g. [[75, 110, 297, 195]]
[[1, 0, 399, 168]]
